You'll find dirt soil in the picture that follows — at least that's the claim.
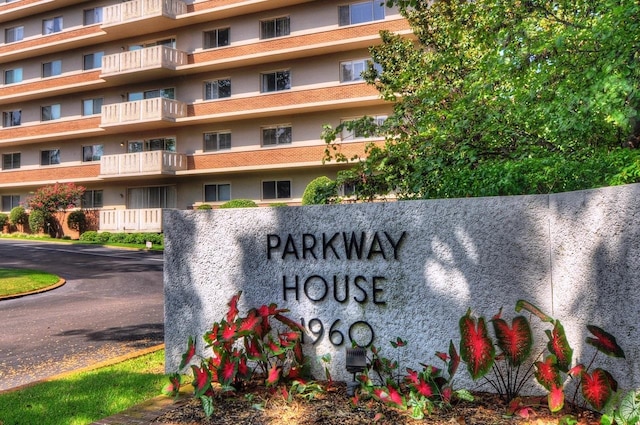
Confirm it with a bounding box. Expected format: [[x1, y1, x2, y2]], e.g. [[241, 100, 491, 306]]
[[152, 383, 602, 425]]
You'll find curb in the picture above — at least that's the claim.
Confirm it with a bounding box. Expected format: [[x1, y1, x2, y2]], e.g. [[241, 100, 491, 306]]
[[0, 277, 66, 301]]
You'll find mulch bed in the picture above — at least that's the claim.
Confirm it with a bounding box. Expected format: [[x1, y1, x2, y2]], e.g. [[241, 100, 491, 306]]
[[152, 383, 601, 425]]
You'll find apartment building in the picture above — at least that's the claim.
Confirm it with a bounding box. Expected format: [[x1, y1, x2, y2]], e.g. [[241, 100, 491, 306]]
[[0, 0, 411, 232]]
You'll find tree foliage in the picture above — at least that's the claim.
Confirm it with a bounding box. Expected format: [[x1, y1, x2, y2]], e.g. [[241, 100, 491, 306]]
[[26, 183, 85, 214], [323, 0, 640, 199]]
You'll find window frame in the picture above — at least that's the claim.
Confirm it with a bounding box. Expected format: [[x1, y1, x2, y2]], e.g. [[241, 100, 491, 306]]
[[260, 16, 291, 39], [42, 60, 62, 78], [41, 104, 61, 121], [82, 144, 104, 162], [203, 131, 231, 152], [203, 183, 231, 203], [203, 27, 230, 49], [127, 137, 176, 153], [4, 68, 23, 84], [1, 195, 20, 212], [204, 79, 231, 100], [340, 115, 387, 140], [2, 152, 20, 170], [81, 189, 103, 208], [338, 1, 385, 26], [83, 7, 103, 25], [3, 110, 21, 127], [82, 97, 103, 116], [42, 16, 63, 35], [262, 180, 291, 200], [5, 26, 24, 43], [261, 124, 292, 146], [40, 149, 61, 166], [83, 51, 104, 70], [260, 70, 291, 93]]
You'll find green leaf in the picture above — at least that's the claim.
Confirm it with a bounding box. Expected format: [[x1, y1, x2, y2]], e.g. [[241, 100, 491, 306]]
[[200, 395, 215, 418]]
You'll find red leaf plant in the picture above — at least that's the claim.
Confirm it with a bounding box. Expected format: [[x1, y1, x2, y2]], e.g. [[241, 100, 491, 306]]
[[459, 309, 495, 380], [167, 291, 308, 418]]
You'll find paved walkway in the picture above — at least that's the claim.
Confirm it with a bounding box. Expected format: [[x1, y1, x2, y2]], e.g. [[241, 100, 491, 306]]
[[90, 392, 190, 425]]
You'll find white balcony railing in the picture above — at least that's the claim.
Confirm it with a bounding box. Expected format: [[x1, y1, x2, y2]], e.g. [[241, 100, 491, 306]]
[[100, 150, 187, 176], [101, 46, 188, 75], [103, 0, 186, 25], [101, 98, 187, 125], [99, 208, 167, 232]]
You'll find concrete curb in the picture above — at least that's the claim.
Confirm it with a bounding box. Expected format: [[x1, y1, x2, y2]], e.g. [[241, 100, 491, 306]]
[[0, 277, 66, 301]]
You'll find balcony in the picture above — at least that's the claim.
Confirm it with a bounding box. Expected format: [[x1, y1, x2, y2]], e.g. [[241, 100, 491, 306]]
[[101, 98, 187, 128], [99, 208, 166, 232], [100, 150, 187, 177], [100, 46, 187, 82], [102, 0, 187, 36]]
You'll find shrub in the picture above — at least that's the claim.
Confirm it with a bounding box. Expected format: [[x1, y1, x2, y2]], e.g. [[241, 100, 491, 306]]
[[107, 233, 128, 243], [79, 230, 98, 242], [26, 183, 85, 214], [28, 210, 49, 233], [0, 213, 8, 229], [196, 204, 212, 210], [268, 202, 289, 207], [219, 199, 258, 209], [67, 210, 86, 233], [301, 176, 336, 205], [9, 206, 28, 226], [96, 232, 111, 243]]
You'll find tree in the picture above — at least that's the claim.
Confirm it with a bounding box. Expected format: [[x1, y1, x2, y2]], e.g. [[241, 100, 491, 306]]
[[26, 183, 85, 214], [323, 0, 640, 199]]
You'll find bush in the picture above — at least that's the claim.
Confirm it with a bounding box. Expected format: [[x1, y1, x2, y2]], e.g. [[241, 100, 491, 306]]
[[219, 199, 258, 209], [0, 213, 8, 229], [28, 210, 50, 233], [302, 176, 336, 205], [67, 210, 86, 233], [97, 232, 111, 243], [107, 232, 128, 243], [9, 206, 28, 226], [79, 230, 98, 242], [268, 202, 289, 207], [196, 204, 212, 210]]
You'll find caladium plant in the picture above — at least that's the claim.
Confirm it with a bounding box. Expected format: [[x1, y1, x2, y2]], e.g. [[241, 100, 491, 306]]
[[164, 291, 308, 417]]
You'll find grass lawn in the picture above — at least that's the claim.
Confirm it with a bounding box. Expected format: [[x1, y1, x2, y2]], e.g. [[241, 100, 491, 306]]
[[0, 349, 166, 425], [0, 268, 60, 297]]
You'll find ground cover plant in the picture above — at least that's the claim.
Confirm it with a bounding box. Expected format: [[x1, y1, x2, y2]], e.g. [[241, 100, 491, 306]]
[[0, 268, 59, 297], [0, 349, 165, 425]]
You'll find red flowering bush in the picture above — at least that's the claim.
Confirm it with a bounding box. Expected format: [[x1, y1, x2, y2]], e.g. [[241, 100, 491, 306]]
[[26, 183, 85, 214]]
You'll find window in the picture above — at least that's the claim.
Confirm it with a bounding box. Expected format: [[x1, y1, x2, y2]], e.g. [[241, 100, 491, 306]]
[[2, 153, 20, 170], [81, 190, 103, 208], [83, 51, 104, 70], [41, 104, 61, 121], [204, 183, 231, 202], [262, 180, 291, 200], [203, 28, 230, 49], [127, 137, 176, 153], [128, 88, 175, 101], [341, 115, 387, 140], [82, 144, 103, 162], [84, 7, 103, 25], [4, 68, 23, 84], [127, 186, 176, 209], [262, 125, 292, 146], [42, 60, 62, 78], [339, 1, 385, 26], [40, 149, 60, 166], [261, 70, 290, 92], [82, 98, 103, 116], [3, 110, 21, 127], [260, 16, 290, 39], [204, 79, 231, 100], [1, 195, 20, 212], [340, 58, 381, 82], [204, 132, 231, 152], [43, 16, 63, 34], [339, 181, 356, 197], [5, 26, 24, 43]]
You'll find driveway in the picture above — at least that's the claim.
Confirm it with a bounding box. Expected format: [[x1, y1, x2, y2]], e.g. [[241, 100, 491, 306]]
[[0, 240, 164, 391]]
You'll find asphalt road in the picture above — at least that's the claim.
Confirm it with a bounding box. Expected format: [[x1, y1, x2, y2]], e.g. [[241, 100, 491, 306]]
[[0, 240, 164, 391]]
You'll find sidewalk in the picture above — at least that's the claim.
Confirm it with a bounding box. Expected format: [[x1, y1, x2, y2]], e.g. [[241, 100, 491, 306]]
[[90, 392, 190, 425]]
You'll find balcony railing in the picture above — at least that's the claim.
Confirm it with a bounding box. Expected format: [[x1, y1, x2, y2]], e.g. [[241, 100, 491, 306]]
[[103, 0, 186, 25], [101, 46, 188, 76], [99, 208, 166, 232], [100, 150, 187, 176], [101, 98, 187, 125]]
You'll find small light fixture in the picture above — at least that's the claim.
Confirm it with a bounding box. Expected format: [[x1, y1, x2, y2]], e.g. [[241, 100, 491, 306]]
[[120, 142, 125, 147], [345, 347, 367, 396]]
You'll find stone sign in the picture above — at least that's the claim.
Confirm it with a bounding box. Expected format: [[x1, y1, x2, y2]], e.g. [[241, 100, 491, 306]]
[[164, 184, 640, 389]]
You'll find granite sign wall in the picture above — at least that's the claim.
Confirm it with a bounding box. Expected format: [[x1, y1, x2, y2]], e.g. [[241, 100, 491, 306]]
[[164, 184, 640, 389]]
